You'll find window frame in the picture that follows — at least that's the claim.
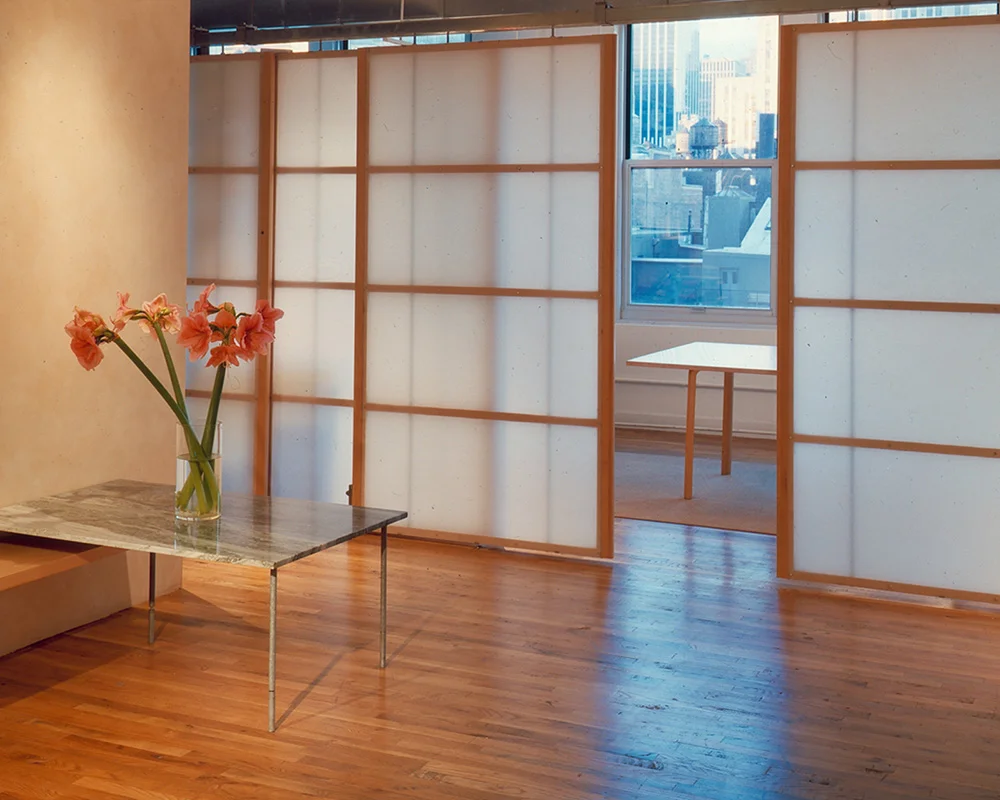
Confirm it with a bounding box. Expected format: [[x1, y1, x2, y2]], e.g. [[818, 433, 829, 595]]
[[621, 157, 778, 326], [619, 21, 779, 328]]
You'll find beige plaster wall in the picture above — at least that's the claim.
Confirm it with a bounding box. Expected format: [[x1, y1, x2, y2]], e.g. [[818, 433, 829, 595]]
[[0, 0, 190, 506]]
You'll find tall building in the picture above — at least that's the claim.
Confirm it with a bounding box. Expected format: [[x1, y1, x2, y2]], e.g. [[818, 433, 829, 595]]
[[699, 57, 743, 121], [631, 23, 675, 148], [673, 22, 702, 128], [714, 75, 757, 154], [754, 17, 779, 116]]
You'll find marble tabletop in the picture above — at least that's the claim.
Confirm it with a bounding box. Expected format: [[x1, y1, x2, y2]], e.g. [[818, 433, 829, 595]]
[[0, 480, 408, 569]]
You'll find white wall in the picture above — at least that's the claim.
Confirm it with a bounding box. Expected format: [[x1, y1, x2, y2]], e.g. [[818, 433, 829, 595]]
[[0, 0, 190, 504]]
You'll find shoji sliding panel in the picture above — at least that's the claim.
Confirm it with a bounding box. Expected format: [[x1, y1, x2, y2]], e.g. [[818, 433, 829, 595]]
[[188, 56, 263, 495], [363, 39, 615, 556], [780, 18, 1000, 599], [270, 53, 359, 504]]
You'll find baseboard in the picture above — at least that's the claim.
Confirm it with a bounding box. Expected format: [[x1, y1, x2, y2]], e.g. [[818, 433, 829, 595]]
[[614, 417, 777, 439]]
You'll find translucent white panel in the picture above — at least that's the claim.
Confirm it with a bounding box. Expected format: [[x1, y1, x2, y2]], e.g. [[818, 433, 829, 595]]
[[794, 32, 856, 161], [497, 173, 600, 292], [546, 425, 598, 547], [493, 298, 598, 419], [550, 44, 602, 164], [185, 396, 254, 495], [369, 51, 492, 166], [276, 56, 357, 168], [271, 288, 354, 399], [793, 171, 853, 299], [367, 293, 487, 409], [852, 310, 1000, 448], [795, 307, 1000, 447], [793, 307, 852, 438], [188, 175, 258, 281], [852, 448, 1000, 593], [362, 411, 413, 529], [369, 173, 599, 290], [364, 412, 598, 547], [548, 301, 599, 419], [851, 171, 1000, 303], [854, 26, 1000, 160], [364, 412, 489, 534], [369, 45, 601, 165], [367, 295, 597, 418], [495, 44, 601, 164], [271, 402, 354, 504], [183, 285, 258, 394], [796, 170, 1000, 303], [792, 443, 853, 575], [275, 174, 356, 282], [190, 60, 260, 167]]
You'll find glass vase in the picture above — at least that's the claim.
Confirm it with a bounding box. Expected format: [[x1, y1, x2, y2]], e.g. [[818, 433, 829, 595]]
[[175, 421, 222, 522]]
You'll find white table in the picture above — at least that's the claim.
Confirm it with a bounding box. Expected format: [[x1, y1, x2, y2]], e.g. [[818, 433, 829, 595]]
[[627, 342, 777, 499]]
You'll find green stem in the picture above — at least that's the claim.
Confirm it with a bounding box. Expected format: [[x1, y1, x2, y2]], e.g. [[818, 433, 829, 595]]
[[113, 338, 219, 511], [202, 364, 226, 455], [154, 321, 186, 410], [176, 364, 226, 513]]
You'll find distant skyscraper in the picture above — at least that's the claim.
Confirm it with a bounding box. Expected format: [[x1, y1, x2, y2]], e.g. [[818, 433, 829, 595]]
[[673, 22, 701, 128], [699, 57, 742, 122], [631, 23, 675, 148]]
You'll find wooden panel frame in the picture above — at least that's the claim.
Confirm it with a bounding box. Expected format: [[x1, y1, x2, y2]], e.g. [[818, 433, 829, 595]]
[[356, 35, 615, 558], [778, 15, 1000, 597], [189, 34, 615, 559]]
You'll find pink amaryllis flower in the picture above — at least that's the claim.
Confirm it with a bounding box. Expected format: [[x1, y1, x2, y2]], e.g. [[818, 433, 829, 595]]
[[256, 299, 285, 336], [138, 293, 182, 336], [235, 311, 274, 359], [111, 292, 137, 333], [177, 312, 213, 360], [207, 343, 243, 368], [65, 323, 105, 370], [70, 307, 106, 335], [193, 283, 219, 315], [212, 305, 238, 342]]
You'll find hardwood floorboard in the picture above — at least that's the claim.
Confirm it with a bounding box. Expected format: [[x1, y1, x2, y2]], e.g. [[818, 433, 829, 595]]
[[1, 520, 1000, 798]]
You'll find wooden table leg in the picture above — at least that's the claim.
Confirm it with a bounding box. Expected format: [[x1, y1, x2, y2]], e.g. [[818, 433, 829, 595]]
[[721, 371, 734, 476], [684, 369, 698, 500]]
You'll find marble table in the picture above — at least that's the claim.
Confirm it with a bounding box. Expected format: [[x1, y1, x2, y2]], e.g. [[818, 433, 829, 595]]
[[627, 342, 777, 499], [0, 479, 407, 731]]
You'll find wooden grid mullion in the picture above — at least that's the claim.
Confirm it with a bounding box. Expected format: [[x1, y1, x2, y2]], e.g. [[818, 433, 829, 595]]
[[187, 278, 259, 288], [351, 50, 371, 507], [776, 23, 798, 580], [368, 285, 599, 300], [794, 298, 1000, 314], [794, 159, 1000, 170], [272, 395, 355, 408], [793, 433, 1000, 460], [185, 390, 254, 402], [189, 166, 259, 175], [253, 53, 278, 497], [368, 163, 600, 174], [366, 403, 597, 429], [597, 35, 616, 560]]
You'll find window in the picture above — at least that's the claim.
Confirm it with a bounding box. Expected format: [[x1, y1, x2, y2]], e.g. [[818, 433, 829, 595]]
[[829, 4, 997, 22], [624, 17, 778, 323]]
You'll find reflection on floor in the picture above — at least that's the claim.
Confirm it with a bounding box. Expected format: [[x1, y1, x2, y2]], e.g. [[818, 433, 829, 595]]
[[616, 427, 777, 534], [1, 519, 998, 799]]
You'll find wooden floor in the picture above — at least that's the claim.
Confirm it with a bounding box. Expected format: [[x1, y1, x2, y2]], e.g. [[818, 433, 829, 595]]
[[2, 521, 999, 799], [615, 426, 778, 463]]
